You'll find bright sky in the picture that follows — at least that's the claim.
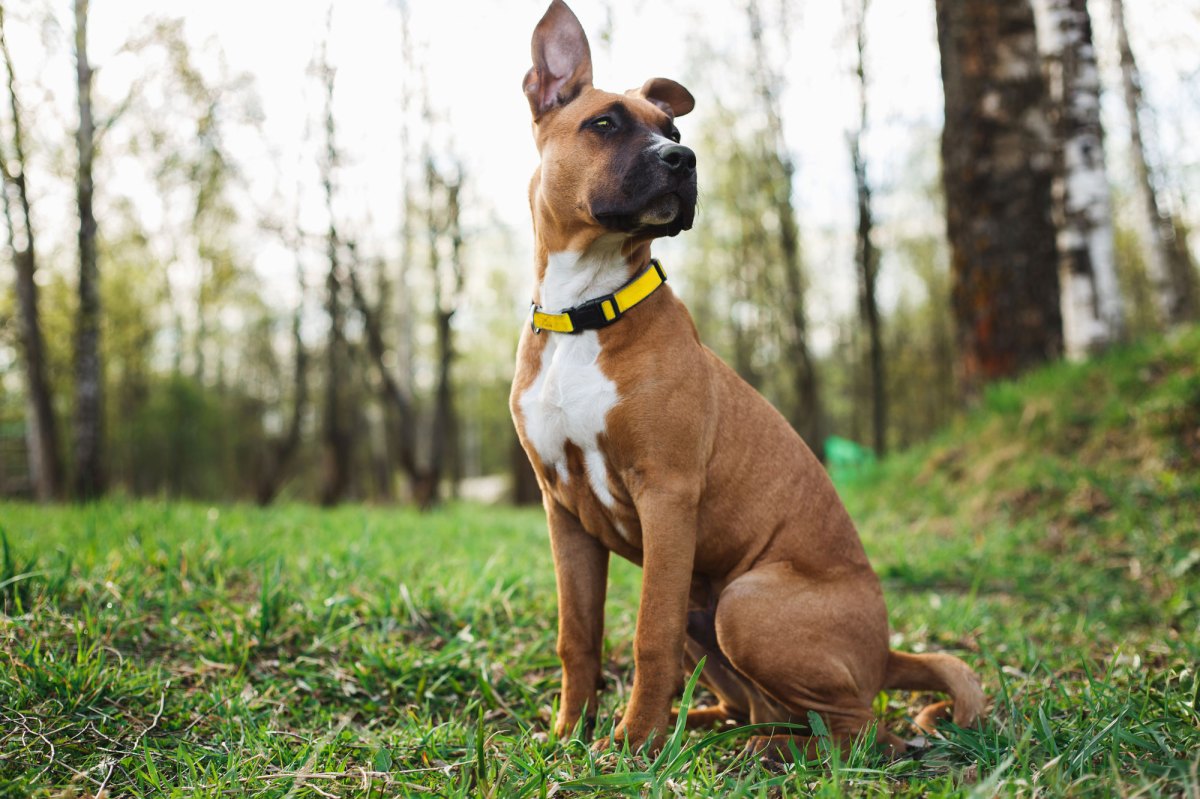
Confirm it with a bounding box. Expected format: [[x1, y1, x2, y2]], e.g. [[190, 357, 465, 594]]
[[81, 0, 943, 304], [94, 0, 933, 232], [5, 0, 1199, 354]]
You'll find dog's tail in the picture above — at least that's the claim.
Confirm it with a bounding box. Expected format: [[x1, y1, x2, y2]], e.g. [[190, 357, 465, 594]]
[[883, 650, 985, 732]]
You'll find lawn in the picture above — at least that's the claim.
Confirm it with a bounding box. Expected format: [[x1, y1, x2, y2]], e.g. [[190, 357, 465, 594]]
[[2, 329, 1199, 797]]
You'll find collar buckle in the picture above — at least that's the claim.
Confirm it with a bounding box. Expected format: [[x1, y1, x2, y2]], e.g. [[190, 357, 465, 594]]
[[568, 295, 620, 331]]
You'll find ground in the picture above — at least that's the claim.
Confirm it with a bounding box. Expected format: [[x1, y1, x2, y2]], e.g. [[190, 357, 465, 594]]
[[2, 328, 1199, 797]]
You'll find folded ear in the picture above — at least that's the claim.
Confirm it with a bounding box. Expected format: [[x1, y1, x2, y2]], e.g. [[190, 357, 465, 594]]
[[631, 78, 695, 118], [523, 0, 593, 120]]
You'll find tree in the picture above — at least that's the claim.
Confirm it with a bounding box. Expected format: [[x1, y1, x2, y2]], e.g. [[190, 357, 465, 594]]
[[73, 0, 104, 499], [934, 0, 1063, 391], [425, 157, 465, 508], [315, 29, 352, 507], [0, 4, 62, 501], [1035, 0, 1124, 358], [347, 251, 422, 498], [745, 0, 824, 457], [255, 253, 309, 506], [1110, 0, 1199, 324], [846, 0, 885, 455]]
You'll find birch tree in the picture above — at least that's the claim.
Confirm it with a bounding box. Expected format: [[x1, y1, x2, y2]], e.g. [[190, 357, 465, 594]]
[[1110, 0, 1198, 324], [935, 0, 1063, 390], [1035, 0, 1124, 358]]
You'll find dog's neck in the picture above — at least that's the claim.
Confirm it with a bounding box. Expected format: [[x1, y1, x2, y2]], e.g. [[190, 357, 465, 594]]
[[533, 234, 653, 311]]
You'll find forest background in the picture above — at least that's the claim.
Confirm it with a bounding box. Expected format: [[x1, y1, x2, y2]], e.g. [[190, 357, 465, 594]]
[[0, 0, 1197, 506]]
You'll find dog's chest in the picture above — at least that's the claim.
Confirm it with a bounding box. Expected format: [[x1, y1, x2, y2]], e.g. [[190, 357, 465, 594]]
[[519, 332, 617, 496], [514, 247, 645, 548]]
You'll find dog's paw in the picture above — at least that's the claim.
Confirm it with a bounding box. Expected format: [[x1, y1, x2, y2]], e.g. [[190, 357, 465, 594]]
[[590, 733, 616, 754], [593, 719, 665, 755], [554, 712, 595, 742]]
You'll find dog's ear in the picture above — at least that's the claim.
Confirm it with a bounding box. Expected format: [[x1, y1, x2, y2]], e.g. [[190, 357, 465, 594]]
[[631, 78, 695, 118], [524, 0, 593, 120]]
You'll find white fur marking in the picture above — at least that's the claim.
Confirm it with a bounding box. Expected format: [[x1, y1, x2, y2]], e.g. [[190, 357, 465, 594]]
[[584, 448, 615, 508], [541, 238, 628, 311], [521, 246, 627, 519]]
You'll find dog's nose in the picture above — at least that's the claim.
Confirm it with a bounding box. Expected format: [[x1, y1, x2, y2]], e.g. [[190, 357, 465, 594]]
[[659, 143, 696, 174]]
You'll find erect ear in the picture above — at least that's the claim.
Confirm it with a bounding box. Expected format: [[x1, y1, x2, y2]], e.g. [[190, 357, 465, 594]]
[[523, 0, 593, 121], [631, 78, 695, 118]]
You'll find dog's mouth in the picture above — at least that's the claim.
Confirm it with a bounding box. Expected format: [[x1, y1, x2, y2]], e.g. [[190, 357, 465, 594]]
[[594, 191, 696, 237], [637, 194, 682, 226]]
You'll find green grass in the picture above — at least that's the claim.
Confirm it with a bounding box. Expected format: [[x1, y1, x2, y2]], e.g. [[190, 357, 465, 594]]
[[2, 328, 1199, 797]]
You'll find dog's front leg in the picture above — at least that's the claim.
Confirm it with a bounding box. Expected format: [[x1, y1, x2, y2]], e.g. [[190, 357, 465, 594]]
[[599, 484, 698, 753], [546, 499, 610, 739]]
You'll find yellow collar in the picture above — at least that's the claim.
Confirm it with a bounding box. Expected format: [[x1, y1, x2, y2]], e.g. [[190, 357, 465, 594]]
[[530, 259, 667, 334]]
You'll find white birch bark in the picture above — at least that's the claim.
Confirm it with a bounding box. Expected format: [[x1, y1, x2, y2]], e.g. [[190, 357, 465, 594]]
[[1034, 0, 1124, 359], [1109, 0, 1181, 324]]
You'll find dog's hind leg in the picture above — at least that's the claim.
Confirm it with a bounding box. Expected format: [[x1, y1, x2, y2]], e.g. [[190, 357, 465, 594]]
[[671, 633, 757, 728], [710, 561, 898, 756]]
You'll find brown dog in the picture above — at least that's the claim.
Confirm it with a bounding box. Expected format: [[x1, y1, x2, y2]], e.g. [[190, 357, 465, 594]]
[[509, 0, 984, 757]]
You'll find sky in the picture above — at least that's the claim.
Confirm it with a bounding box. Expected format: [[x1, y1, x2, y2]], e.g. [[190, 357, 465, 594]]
[[93, 0, 946, 343], [4, 0, 1199, 357], [104, 0, 939, 230], [84, 0, 934, 235]]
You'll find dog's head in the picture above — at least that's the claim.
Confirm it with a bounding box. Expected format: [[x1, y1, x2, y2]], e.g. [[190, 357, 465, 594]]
[[523, 0, 696, 248]]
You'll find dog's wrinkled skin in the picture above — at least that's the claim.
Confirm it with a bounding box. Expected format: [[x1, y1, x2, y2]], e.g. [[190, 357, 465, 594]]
[[509, 0, 985, 759]]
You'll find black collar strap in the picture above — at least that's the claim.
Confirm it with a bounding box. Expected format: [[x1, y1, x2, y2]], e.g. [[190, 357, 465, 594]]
[[529, 259, 667, 334]]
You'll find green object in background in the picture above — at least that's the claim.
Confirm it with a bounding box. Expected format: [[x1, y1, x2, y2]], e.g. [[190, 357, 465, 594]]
[[825, 435, 876, 484]]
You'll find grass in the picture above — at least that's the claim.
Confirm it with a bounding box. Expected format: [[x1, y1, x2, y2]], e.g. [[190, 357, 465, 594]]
[[2, 327, 1199, 797]]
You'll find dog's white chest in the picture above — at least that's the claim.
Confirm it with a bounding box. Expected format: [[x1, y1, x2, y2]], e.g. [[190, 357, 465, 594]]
[[519, 246, 630, 511], [519, 333, 617, 499]]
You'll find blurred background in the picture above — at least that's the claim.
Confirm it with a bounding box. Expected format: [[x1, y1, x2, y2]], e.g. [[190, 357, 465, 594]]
[[0, 0, 1196, 507]]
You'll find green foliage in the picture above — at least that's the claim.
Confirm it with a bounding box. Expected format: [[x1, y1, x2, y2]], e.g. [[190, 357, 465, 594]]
[[1114, 217, 1164, 340], [2, 330, 1199, 795], [116, 373, 246, 497], [683, 35, 814, 428]]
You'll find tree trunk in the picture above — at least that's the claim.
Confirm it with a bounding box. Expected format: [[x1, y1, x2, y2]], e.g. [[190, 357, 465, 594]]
[[427, 305, 454, 508], [358, 255, 395, 503], [396, 0, 418, 457], [346, 256, 422, 486], [1168, 213, 1199, 321], [73, 0, 104, 500], [256, 264, 309, 506], [745, 0, 823, 459], [0, 6, 61, 501], [935, 0, 1063, 392], [319, 238, 351, 507], [1035, 0, 1124, 359], [317, 41, 351, 507], [1110, 0, 1198, 324], [422, 162, 465, 510], [778, 176, 823, 460], [849, 0, 886, 456]]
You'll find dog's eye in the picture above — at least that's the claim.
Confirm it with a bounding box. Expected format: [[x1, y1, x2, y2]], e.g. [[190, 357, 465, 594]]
[[589, 116, 616, 132], [669, 126, 681, 143]]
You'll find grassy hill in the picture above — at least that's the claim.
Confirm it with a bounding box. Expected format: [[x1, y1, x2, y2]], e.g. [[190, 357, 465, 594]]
[[839, 325, 1200, 796], [1, 328, 1198, 797]]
